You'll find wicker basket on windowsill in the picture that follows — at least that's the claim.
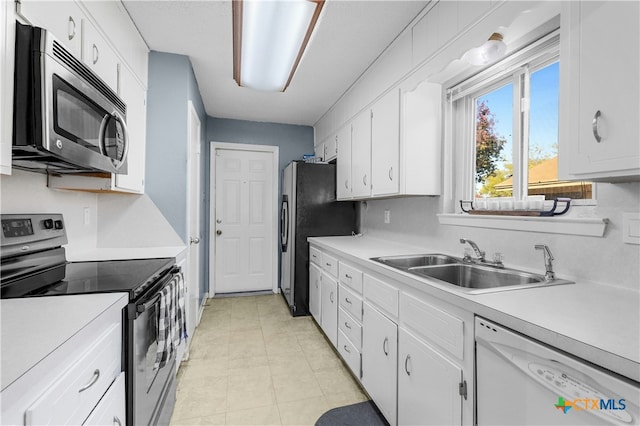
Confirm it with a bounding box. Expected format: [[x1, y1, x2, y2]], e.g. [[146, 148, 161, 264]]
[[460, 198, 572, 217]]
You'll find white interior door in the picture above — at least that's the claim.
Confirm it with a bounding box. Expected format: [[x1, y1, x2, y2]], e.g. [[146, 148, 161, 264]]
[[186, 102, 201, 344], [213, 147, 276, 293]]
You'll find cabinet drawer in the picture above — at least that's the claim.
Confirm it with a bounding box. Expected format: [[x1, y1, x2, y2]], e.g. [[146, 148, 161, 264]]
[[83, 371, 125, 426], [339, 307, 362, 349], [339, 262, 363, 293], [338, 329, 361, 379], [400, 292, 464, 360], [26, 323, 122, 425], [339, 284, 363, 322], [310, 246, 322, 266], [364, 274, 399, 320], [322, 253, 338, 277]]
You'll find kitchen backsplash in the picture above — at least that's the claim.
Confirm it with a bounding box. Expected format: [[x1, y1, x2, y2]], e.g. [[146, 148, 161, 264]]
[[360, 181, 640, 291]]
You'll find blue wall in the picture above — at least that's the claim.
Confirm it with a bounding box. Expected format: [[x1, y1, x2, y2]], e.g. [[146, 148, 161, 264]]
[[146, 51, 208, 302]]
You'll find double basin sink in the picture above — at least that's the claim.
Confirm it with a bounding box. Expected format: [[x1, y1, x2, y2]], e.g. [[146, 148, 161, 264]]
[[371, 254, 573, 294]]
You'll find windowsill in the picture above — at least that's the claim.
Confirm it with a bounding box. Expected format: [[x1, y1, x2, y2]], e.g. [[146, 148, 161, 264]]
[[437, 213, 608, 237]]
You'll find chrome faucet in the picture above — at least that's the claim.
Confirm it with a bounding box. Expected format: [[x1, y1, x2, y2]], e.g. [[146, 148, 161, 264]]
[[460, 238, 485, 262], [535, 244, 556, 281]]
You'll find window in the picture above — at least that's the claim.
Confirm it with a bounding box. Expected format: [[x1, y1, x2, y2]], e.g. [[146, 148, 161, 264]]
[[449, 30, 592, 209]]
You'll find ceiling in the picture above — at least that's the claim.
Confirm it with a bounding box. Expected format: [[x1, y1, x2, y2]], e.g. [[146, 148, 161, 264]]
[[122, 0, 428, 126]]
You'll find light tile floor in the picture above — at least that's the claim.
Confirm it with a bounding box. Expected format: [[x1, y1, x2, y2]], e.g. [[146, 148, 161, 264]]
[[170, 294, 369, 425]]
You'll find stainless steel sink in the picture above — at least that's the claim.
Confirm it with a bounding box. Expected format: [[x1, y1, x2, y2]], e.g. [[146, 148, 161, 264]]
[[371, 254, 461, 269], [371, 254, 573, 294], [408, 263, 573, 294]]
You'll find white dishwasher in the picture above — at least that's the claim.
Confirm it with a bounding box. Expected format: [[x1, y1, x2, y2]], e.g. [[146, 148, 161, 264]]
[[475, 317, 639, 425]]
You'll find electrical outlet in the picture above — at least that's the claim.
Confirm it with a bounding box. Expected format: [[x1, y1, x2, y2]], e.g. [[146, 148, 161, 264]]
[[384, 209, 391, 224], [84, 207, 91, 225]]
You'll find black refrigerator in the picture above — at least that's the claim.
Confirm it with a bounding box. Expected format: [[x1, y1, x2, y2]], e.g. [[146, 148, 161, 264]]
[[280, 161, 357, 316]]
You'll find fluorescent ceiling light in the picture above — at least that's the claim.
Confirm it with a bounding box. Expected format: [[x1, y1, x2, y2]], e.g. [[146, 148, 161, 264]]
[[233, 0, 325, 92], [464, 33, 507, 66]]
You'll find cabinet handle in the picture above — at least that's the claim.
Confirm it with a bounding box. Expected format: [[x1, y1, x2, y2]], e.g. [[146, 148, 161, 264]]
[[315, 279, 319, 289], [345, 297, 352, 304], [363, 174, 367, 187], [344, 321, 351, 329], [92, 44, 99, 65], [68, 16, 76, 40], [405, 354, 412, 376], [330, 291, 334, 303], [592, 110, 602, 143], [389, 167, 393, 181], [345, 274, 352, 279], [344, 345, 351, 354], [113, 416, 122, 426], [78, 369, 100, 392], [345, 179, 349, 189], [383, 337, 389, 356]]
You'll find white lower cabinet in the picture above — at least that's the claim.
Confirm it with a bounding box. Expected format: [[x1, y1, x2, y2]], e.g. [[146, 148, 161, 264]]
[[362, 302, 398, 426], [398, 328, 463, 426], [320, 270, 338, 347], [309, 262, 322, 323]]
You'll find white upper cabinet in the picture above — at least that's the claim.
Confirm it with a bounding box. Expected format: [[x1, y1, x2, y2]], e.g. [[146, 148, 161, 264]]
[[324, 134, 338, 162], [350, 109, 372, 198], [371, 89, 400, 197], [401, 81, 442, 195], [336, 124, 352, 200], [559, 1, 640, 182], [18, 0, 84, 59], [82, 19, 119, 91]]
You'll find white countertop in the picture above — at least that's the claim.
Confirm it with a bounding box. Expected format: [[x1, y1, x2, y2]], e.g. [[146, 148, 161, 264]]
[[309, 235, 640, 382], [0, 293, 128, 390], [67, 246, 187, 262]]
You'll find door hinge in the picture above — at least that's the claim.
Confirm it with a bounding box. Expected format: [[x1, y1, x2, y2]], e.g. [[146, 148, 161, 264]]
[[459, 380, 468, 400]]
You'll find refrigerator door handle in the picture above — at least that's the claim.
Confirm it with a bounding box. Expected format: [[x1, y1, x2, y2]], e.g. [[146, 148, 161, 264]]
[[281, 196, 289, 252]]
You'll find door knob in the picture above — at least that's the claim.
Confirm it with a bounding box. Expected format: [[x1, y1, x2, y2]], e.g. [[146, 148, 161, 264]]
[[216, 230, 222, 236], [190, 237, 200, 244]]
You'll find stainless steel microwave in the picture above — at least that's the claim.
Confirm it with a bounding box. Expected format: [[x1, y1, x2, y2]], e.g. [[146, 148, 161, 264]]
[[12, 23, 128, 174]]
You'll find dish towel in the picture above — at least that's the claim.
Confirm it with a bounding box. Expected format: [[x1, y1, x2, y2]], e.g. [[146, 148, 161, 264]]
[[154, 272, 187, 370]]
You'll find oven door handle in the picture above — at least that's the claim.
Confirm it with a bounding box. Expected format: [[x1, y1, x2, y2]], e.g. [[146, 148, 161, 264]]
[[137, 292, 162, 315], [133, 268, 181, 318]]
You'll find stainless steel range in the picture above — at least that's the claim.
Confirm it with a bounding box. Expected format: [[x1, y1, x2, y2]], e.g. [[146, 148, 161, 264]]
[[0, 213, 183, 425]]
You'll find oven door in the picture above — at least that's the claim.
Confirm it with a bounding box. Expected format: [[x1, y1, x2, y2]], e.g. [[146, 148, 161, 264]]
[[130, 274, 180, 426]]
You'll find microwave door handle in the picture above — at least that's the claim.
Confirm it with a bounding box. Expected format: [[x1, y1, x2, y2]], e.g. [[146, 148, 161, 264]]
[[98, 113, 111, 156], [112, 110, 129, 168]]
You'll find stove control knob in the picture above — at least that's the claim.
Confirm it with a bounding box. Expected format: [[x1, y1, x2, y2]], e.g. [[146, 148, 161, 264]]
[[54, 220, 64, 230], [42, 219, 54, 229]]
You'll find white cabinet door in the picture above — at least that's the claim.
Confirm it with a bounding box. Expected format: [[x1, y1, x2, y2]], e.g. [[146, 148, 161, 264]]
[[371, 89, 400, 197], [18, 0, 83, 58], [324, 134, 338, 162], [314, 142, 325, 162], [336, 124, 352, 200], [398, 328, 462, 426], [82, 19, 119, 91], [350, 109, 372, 198], [362, 302, 398, 425], [0, 0, 15, 175], [560, 1, 640, 181], [320, 271, 338, 347], [115, 65, 146, 193], [83, 371, 125, 426], [309, 262, 322, 323]]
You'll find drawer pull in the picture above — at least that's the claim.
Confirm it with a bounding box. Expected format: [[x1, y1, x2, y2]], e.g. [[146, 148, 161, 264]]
[[326, 262, 332, 267], [383, 337, 389, 356], [344, 345, 351, 354], [344, 321, 351, 329], [113, 416, 122, 426], [405, 354, 412, 376], [344, 273, 352, 280], [345, 297, 352, 304], [78, 369, 100, 393]]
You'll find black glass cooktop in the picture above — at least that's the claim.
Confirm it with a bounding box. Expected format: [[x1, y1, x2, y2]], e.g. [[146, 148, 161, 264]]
[[17, 258, 175, 300]]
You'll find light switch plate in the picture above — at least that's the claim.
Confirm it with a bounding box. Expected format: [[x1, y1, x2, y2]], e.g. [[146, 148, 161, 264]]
[[622, 213, 640, 245], [384, 209, 391, 224]]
